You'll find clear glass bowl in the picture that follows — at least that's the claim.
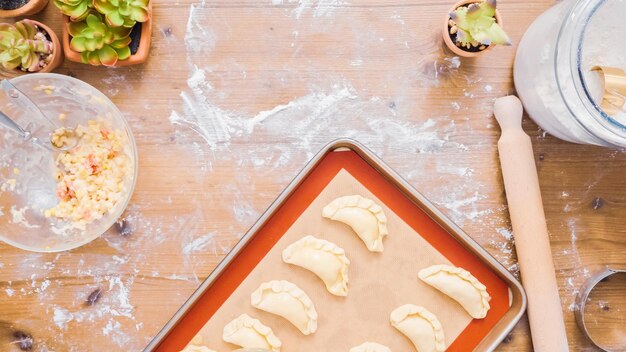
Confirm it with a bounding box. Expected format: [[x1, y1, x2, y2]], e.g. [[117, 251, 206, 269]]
[[0, 73, 138, 252]]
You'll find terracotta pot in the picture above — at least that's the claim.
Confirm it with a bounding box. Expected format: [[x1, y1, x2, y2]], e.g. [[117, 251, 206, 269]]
[[442, 0, 504, 58], [62, 2, 153, 67], [2, 20, 62, 76], [0, 0, 48, 18], [35, 20, 63, 73]]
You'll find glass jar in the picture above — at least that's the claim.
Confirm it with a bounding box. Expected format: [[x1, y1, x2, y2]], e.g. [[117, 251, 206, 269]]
[[514, 0, 626, 148]]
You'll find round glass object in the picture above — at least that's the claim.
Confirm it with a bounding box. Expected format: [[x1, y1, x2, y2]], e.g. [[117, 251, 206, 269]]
[[0, 73, 138, 252], [514, 0, 626, 147]]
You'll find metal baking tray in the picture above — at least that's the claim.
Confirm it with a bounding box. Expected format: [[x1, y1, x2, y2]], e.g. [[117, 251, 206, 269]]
[[145, 139, 526, 352]]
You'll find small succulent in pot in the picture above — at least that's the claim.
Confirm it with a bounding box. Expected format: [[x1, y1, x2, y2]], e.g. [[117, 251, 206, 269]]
[[443, 0, 511, 58], [58, 0, 152, 66], [68, 12, 132, 66], [0, 19, 62, 74], [53, 0, 92, 21], [93, 0, 150, 28], [0, 0, 49, 18]]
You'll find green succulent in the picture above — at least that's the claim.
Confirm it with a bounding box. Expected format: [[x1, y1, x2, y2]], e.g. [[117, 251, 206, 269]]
[[53, 0, 92, 22], [449, 0, 511, 49], [0, 20, 53, 72], [93, 0, 150, 28], [69, 13, 132, 66]]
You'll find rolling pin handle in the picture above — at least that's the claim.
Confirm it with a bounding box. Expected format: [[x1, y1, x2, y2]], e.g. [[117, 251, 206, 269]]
[[494, 95, 523, 130]]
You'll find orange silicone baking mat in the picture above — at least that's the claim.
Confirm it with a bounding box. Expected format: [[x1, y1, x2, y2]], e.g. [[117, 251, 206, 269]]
[[156, 150, 510, 351]]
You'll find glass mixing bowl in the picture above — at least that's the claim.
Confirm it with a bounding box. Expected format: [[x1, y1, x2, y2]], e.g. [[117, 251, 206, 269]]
[[0, 73, 138, 252]]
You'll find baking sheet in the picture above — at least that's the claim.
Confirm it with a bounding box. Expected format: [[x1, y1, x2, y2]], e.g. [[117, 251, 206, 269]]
[[177, 151, 511, 351]]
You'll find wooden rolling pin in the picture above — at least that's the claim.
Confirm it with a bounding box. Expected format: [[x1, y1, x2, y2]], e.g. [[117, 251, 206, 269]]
[[494, 96, 569, 352]]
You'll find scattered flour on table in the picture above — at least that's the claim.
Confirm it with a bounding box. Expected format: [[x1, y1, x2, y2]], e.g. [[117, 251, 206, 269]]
[[560, 217, 590, 312], [171, 1, 509, 252], [170, 66, 464, 158], [271, 0, 350, 19], [170, 67, 360, 150], [101, 71, 128, 97], [185, 4, 217, 55], [48, 275, 138, 348], [182, 232, 216, 255], [51, 275, 135, 326]]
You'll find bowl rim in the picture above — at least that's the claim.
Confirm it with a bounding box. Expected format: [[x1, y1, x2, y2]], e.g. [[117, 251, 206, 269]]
[[0, 73, 139, 252]]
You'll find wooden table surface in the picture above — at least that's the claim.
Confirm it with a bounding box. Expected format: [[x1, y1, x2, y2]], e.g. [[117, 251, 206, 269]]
[[1, 0, 625, 351]]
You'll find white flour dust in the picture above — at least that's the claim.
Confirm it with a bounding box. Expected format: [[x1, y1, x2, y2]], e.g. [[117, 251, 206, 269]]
[[170, 67, 358, 150], [171, 0, 509, 255], [185, 4, 217, 55], [182, 232, 217, 255], [170, 67, 462, 159], [271, 0, 350, 19], [46, 274, 138, 348], [559, 217, 590, 312], [101, 71, 129, 97]]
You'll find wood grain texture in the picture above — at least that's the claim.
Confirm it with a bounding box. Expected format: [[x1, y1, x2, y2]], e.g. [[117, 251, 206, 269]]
[[1, 0, 625, 351]]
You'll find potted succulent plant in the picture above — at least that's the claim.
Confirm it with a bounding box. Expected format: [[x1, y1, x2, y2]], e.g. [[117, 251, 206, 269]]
[[0, 19, 62, 75], [443, 0, 511, 58], [0, 0, 48, 18], [53, 0, 90, 21], [56, 0, 152, 66]]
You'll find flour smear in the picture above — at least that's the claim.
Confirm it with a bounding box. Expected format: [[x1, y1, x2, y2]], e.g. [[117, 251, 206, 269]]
[[271, 0, 350, 19], [170, 67, 462, 158], [171, 2, 505, 243]]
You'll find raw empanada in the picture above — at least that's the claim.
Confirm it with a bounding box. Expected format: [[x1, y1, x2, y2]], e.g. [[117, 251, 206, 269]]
[[390, 304, 445, 352], [322, 195, 388, 252], [282, 235, 350, 296], [418, 264, 491, 319], [222, 314, 282, 352], [350, 342, 392, 352], [251, 280, 318, 335]]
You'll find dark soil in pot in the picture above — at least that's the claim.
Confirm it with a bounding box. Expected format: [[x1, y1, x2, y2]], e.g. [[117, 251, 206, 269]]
[[447, 5, 490, 53], [0, 0, 29, 10], [129, 22, 142, 55], [448, 28, 488, 53]]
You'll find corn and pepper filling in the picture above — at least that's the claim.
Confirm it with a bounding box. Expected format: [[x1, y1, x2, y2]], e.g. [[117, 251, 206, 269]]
[[44, 120, 130, 229]]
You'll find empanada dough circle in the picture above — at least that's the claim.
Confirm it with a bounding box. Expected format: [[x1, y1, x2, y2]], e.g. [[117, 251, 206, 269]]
[[322, 195, 388, 252], [418, 264, 491, 319], [350, 342, 392, 352], [251, 280, 318, 335], [282, 235, 350, 296], [390, 304, 445, 352], [222, 314, 282, 352]]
